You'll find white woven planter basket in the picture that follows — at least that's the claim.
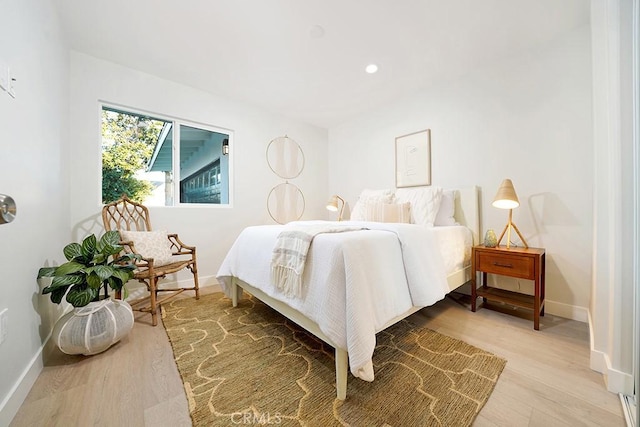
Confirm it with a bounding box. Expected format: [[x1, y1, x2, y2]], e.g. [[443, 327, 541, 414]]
[[53, 299, 134, 355]]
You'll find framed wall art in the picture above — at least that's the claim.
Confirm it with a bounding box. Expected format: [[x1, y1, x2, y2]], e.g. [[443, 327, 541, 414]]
[[395, 129, 431, 188]]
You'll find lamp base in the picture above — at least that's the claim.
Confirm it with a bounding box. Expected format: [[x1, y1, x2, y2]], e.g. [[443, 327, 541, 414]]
[[497, 210, 528, 249]]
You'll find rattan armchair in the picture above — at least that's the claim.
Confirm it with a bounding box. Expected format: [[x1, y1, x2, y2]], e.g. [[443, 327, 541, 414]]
[[102, 195, 199, 326]]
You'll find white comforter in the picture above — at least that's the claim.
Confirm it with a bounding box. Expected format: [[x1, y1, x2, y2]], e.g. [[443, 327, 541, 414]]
[[216, 220, 458, 382]]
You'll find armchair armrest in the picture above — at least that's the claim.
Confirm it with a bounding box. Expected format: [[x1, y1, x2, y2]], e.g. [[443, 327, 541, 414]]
[[167, 233, 196, 255]]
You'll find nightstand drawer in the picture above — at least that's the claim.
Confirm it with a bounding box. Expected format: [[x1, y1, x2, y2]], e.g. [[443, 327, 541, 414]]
[[477, 252, 534, 280]]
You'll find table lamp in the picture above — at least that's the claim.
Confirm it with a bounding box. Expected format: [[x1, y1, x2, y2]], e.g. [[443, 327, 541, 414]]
[[326, 195, 344, 221], [492, 179, 528, 248]]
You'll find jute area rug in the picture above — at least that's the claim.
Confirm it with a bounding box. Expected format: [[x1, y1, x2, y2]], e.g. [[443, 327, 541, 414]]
[[162, 292, 506, 426]]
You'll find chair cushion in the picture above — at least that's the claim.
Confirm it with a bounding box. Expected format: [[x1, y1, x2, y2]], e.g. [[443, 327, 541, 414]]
[[119, 230, 174, 267]]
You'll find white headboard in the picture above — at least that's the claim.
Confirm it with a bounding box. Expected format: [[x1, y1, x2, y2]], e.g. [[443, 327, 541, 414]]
[[453, 186, 480, 246]]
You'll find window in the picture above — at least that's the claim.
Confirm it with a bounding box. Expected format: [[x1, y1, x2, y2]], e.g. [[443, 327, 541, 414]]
[[101, 106, 231, 206]]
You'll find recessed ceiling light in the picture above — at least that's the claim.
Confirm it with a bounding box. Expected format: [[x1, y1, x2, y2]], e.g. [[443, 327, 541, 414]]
[[365, 64, 378, 74]]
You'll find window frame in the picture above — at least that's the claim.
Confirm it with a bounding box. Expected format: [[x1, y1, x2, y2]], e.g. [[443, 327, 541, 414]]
[[100, 102, 233, 208]]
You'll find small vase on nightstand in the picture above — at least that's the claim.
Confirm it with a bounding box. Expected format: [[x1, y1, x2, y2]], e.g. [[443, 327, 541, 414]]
[[484, 229, 498, 248]]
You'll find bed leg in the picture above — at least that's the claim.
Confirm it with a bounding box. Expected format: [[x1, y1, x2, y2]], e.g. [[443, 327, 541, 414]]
[[335, 348, 348, 400], [231, 279, 241, 307]]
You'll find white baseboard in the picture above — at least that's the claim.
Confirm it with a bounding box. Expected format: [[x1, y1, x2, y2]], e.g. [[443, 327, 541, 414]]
[[588, 311, 605, 372], [590, 346, 608, 374], [545, 299, 589, 323], [589, 311, 635, 395], [606, 364, 635, 395], [572, 305, 634, 395], [0, 335, 51, 427]]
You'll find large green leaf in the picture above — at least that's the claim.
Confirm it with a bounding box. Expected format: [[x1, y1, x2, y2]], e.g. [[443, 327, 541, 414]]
[[55, 261, 85, 276], [111, 268, 133, 283], [63, 243, 83, 261], [66, 285, 98, 307], [37, 267, 57, 278], [95, 234, 125, 263], [81, 234, 97, 259], [92, 252, 108, 265], [114, 253, 140, 264], [42, 282, 68, 295], [95, 236, 106, 253], [101, 231, 121, 247], [87, 265, 114, 281], [101, 244, 122, 257], [107, 276, 122, 291], [86, 271, 104, 289], [49, 287, 67, 304], [48, 274, 85, 291]]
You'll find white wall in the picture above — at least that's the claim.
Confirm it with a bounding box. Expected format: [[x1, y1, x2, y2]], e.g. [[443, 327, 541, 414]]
[[328, 24, 594, 320], [0, 0, 70, 424], [589, 0, 635, 395], [68, 52, 329, 288]]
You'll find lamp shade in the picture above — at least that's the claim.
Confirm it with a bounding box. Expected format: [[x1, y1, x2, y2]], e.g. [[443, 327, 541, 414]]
[[326, 195, 339, 211], [326, 195, 345, 220], [492, 179, 520, 209]]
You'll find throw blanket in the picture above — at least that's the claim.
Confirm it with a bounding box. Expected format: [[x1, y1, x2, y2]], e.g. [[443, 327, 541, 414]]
[[271, 223, 365, 297]]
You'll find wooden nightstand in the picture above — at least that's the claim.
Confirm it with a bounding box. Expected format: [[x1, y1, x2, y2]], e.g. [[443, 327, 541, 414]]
[[471, 245, 546, 330]]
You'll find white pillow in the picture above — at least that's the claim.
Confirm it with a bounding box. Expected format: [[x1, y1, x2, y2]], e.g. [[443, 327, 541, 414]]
[[350, 189, 395, 220], [434, 189, 458, 226], [394, 186, 443, 226], [119, 230, 174, 267], [364, 202, 412, 223]]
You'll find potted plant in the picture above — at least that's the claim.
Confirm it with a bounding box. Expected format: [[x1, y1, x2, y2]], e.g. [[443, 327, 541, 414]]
[[37, 231, 140, 355]]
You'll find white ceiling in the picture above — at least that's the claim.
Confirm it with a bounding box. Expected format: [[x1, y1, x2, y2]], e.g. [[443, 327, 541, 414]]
[[52, 0, 590, 129]]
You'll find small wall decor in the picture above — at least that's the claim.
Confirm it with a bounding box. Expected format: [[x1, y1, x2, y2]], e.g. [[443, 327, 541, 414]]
[[267, 182, 306, 224], [267, 135, 305, 179], [395, 129, 431, 188], [266, 135, 305, 224]]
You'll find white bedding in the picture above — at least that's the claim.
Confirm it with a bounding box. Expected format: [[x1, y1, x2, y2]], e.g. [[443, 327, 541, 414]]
[[216, 220, 472, 382]]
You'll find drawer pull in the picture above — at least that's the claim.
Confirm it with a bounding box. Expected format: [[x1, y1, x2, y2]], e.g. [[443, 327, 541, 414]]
[[493, 262, 513, 268]]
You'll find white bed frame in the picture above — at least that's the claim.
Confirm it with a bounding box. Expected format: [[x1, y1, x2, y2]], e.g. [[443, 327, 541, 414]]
[[230, 186, 479, 400]]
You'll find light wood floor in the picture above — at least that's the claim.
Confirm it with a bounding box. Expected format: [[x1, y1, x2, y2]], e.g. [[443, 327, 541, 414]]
[[10, 286, 625, 427]]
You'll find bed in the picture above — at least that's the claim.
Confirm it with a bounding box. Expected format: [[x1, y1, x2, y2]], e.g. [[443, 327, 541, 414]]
[[216, 186, 479, 400]]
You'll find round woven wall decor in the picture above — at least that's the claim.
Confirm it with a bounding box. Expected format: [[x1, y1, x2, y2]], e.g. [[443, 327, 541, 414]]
[[266, 136, 305, 180], [267, 182, 305, 224]]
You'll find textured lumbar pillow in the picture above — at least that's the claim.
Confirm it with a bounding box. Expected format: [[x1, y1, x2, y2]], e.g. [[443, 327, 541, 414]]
[[364, 202, 412, 223], [119, 230, 174, 267], [350, 189, 395, 220]]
